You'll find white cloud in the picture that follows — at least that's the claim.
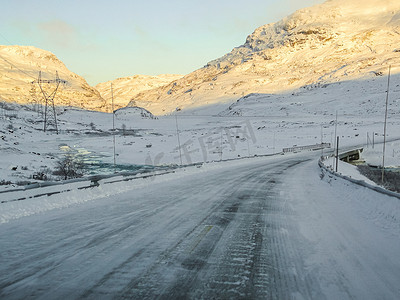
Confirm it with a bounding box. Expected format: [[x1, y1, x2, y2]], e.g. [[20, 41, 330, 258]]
[[37, 20, 78, 48]]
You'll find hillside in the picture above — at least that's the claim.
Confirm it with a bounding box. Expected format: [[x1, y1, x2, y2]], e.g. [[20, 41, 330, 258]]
[[127, 0, 400, 115], [95, 74, 182, 111], [0, 45, 106, 111]]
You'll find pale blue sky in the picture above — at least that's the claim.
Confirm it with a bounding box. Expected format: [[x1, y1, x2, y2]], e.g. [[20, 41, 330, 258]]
[[1, 0, 324, 85]]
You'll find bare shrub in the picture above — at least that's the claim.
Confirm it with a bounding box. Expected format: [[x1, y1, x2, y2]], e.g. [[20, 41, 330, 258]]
[[357, 165, 400, 193], [53, 155, 85, 180]]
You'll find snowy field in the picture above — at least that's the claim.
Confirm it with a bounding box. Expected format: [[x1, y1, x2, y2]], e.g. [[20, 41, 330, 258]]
[[1, 73, 400, 190]]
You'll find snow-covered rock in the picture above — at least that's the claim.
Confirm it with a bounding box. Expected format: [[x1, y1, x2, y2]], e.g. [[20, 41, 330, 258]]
[[114, 106, 155, 119]]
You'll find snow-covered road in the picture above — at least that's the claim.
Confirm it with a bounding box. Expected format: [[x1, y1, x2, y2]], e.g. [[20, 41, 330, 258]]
[[0, 154, 399, 299]]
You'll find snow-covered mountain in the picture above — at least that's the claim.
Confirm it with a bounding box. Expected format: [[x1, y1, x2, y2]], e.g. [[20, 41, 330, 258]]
[[2, 0, 400, 116], [128, 0, 400, 115], [0, 45, 106, 111], [95, 74, 182, 111]]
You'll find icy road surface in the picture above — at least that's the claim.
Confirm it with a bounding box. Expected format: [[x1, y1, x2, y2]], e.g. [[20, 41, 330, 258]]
[[0, 155, 399, 299]]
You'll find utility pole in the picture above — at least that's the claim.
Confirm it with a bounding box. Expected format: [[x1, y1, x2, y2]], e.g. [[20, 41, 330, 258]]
[[220, 129, 223, 161], [111, 83, 116, 168], [373, 132, 375, 149], [336, 136, 339, 172], [175, 112, 183, 165], [34, 71, 66, 134], [382, 65, 391, 183], [333, 111, 338, 167], [273, 132, 276, 155], [321, 124, 324, 158]]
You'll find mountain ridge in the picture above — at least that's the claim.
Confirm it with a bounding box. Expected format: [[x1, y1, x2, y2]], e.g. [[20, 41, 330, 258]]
[[126, 0, 400, 115], [0, 45, 106, 111], [95, 74, 183, 111], [1, 0, 400, 115]]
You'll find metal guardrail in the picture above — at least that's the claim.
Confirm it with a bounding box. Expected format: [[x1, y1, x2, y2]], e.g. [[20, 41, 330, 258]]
[[0, 169, 177, 204], [319, 154, 400, 200], [283, 143, 331, 153]]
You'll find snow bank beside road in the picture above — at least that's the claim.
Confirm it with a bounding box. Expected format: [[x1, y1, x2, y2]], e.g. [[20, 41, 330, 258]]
[[0, 170, 180, 224], [362, 140, 400, 168], [322, 157, 377, 186], [284, 159, 400, 299], [0, 155, 273, 224]]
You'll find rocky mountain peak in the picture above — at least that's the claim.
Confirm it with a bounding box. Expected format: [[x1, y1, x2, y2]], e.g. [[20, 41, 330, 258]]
[[210, 0, 400, 67], [128, 0, 400, 115]]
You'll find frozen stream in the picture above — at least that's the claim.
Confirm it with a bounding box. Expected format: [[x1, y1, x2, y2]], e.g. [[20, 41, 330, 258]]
[[0, 154, 399, 299]]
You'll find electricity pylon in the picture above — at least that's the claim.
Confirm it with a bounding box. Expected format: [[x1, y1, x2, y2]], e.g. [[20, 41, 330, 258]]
[[33, 71, 67, 134]]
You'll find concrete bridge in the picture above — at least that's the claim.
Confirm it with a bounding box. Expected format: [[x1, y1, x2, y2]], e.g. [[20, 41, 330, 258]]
[[339, 148, 364, 164]]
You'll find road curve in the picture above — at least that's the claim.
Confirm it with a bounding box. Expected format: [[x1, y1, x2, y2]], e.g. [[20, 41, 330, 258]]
[[0, 154, 399, 299]]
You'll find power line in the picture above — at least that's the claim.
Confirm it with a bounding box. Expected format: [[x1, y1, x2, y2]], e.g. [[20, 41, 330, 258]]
[[382, 65, 391, 183], [0, 32, 13, 45], [0, 32, 50, 81], [0, 53, 37, 80], [111, 83, 116, 168]]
